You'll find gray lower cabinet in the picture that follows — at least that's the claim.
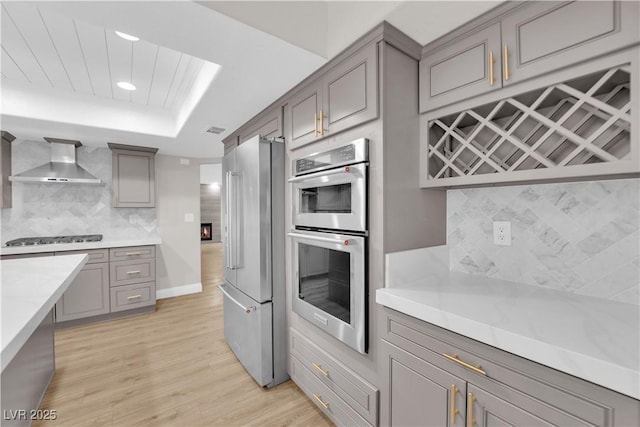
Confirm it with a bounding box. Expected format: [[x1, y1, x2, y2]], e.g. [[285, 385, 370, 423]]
[[55, 260, 109, 322], [286, 42, 378, 150], [109, 246, 156, 311], [108, 143, 158, 208], [290, 328, 379, 426], [380, 307, 640, 427]]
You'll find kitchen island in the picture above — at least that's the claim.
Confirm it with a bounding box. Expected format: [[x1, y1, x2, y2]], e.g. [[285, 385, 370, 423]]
[[1, 254, 87, 426]]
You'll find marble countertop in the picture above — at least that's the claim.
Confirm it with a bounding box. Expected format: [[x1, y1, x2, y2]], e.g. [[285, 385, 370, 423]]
[[0, 236, 162, 256], [378, 246, 640, 400], [1, 254, 87, 371]]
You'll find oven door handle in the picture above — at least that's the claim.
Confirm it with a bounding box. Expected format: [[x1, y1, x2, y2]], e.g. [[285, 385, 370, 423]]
[[288, 232, 353, 246], [287, 166, 354, 183]]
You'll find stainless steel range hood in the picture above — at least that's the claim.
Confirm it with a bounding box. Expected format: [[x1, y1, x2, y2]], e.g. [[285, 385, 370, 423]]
[[9, 138, 103, 184]]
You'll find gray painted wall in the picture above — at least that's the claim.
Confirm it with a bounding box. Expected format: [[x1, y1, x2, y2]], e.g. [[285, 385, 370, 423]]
[[447, 178, 640, 304], [1, 139, 156, 242], [155, 155, 201, 291]]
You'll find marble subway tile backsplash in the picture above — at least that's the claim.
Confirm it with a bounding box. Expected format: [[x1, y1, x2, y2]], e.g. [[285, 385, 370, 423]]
[[1, 139, 157, 242], [447, 178, 640, 305]]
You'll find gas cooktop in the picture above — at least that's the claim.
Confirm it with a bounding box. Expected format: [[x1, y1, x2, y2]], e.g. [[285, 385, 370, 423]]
[[5, 234, 103, 247]]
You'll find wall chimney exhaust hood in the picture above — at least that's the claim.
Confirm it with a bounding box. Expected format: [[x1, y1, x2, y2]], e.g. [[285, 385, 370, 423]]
[[9, 138, 103, 184]]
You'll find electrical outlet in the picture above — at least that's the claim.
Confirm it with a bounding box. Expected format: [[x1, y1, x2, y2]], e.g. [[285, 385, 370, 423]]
[[493, 221, 512, 246]]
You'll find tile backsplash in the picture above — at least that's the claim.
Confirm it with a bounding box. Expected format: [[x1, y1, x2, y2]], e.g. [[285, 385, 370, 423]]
[[447, 178, 639, 305], [1, 139, 157, 242]]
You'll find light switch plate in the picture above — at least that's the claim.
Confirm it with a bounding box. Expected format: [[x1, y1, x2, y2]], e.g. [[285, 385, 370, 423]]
[[184, 213, 194, 223], [493, 221, 512, 246]]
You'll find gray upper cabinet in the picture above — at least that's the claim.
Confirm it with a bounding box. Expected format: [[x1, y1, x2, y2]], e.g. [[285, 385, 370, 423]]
[[287, 79, 323, 149], [420, 23, 502, 113], [1, 131, 15, 209], [287, 42, 379, 150], [502, 0, 639, 86], [420, 0, 640, 113], [108, 143, 158, 208], [239, 106, 283, 143]]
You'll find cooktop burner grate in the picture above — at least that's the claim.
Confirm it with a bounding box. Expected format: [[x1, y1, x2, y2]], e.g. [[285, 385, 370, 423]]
[[5, 234, 103, 247]]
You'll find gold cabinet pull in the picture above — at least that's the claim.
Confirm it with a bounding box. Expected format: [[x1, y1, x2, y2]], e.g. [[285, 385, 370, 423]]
[[442, 353, 486, 376], [314, 112, 320, 136], [312, 393, 329, 409], [449, 384, 459, 426], [489, 51, 495, 86], [467, 392, 476, 427], [319, 109, 327, 136], [126, 252, 141, 256], [503, 44, 510, 81], [312, 363, 329, 376], [126, 270, 141, 275], [127, 294, 142, 300]]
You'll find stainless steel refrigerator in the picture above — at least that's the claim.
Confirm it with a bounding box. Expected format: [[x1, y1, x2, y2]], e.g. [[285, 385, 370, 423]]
[[220, 135, 288, 387]]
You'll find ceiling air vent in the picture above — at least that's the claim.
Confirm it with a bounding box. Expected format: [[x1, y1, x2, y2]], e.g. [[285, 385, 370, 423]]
[[204, 126, 225, 135]]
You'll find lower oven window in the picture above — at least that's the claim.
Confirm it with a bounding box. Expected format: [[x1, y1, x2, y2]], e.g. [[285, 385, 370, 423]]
[[298, 243, 351, 323]]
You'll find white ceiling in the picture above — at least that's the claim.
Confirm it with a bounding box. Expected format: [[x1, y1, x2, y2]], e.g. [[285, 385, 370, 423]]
[[1, 1, 502, 159]]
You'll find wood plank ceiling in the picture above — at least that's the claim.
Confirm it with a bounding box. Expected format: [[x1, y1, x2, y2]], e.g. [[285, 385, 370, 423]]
[[1, 2, 209, 111]]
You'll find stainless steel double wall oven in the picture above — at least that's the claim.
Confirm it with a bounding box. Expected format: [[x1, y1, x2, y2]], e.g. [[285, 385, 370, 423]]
[[289, 138, 368, 354]]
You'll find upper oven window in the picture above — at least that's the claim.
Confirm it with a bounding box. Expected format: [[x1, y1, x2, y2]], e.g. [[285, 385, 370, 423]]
[[300, 183, 352, 214], [298, 242, 351, 323]]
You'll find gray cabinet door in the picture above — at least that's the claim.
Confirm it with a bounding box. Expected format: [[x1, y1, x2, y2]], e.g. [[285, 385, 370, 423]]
[[502, 0, 640, 86], [287, 80, 322, 150], [420, 23, 501, 113], [239, 107, 282, 143], [382, 341, 466, 427], [468, 383, 586, 427], [55, 262, 109, 322], [324, 42, 378, 136], [112, 150, 156, 208]]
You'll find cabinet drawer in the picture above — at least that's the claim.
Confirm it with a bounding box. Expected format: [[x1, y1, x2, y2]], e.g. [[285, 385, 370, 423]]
[[290, 328, 378, 425], [110, 282, 155, 312], [291, 355, 371, 427], [58, 248, 109, 264], [110, 258, 155, 287], [109, 245, 155, 262]]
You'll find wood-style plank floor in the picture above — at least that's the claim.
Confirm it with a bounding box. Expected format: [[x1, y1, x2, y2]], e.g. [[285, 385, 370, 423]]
[[34, 243, 333, 427]]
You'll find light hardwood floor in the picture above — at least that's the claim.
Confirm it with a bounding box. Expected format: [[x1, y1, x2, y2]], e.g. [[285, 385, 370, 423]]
[[34, 243, 333, 427]]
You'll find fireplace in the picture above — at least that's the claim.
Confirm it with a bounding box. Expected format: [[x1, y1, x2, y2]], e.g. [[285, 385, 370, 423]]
[[201, 223, 213, 241]]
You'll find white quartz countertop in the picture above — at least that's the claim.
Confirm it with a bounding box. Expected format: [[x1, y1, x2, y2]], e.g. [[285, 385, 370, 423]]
[[1, 254, 87, 371], [0, 236, 162, 256], [378, 246, 640, 400]]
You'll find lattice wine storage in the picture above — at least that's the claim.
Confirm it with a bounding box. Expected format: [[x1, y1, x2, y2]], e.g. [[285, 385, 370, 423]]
[[421, 65, 637, 187]]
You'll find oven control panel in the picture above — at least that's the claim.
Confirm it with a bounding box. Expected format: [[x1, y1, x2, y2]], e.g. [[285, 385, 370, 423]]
[[293, 138, 368, 176]]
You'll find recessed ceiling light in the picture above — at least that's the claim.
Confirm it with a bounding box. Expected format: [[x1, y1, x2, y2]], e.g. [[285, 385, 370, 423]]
[[115, 31, 139, 41], [117, 82, 136, 91]]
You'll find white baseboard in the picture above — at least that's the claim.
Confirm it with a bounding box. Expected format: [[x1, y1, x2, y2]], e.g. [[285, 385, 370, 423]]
[[156, 282, 203, 300]]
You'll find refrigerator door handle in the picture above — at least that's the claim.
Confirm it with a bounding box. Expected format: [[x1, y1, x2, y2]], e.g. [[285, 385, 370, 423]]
[[219, 284, 256, 314], [225, 171, 233, 269], [230, 172, 240, 270]]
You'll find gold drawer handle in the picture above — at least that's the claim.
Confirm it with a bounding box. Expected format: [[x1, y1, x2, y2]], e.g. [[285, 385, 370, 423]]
[[467, 392, 476, 427], [127, 294, 142, 300], [442, 353, 486, 376], [312, 393, 329, 409], [126, 252, 142, 256], [126, 270, 141, 275], [312, 363, 329, 377], [449, 384, 459, 426]]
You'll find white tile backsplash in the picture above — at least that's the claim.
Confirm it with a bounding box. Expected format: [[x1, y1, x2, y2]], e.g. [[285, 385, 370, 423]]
[[447, 178, 640, 305], [1, 139, 157, 242]]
